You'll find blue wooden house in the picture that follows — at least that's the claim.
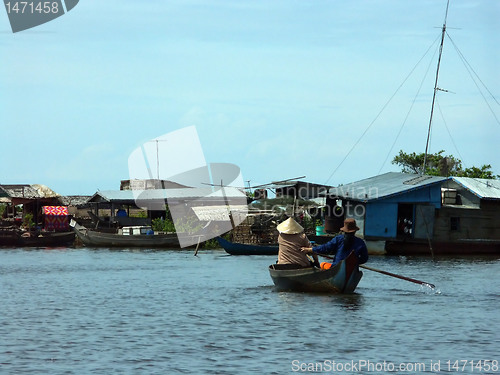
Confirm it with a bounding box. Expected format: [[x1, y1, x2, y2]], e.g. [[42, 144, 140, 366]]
[[325, 172, 446, 240], [324, 172, 500, 254]]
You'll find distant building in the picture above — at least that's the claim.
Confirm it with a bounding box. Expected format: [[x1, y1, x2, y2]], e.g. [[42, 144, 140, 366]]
[[85, 187, 247, 229], [59, 195, 93, 219]]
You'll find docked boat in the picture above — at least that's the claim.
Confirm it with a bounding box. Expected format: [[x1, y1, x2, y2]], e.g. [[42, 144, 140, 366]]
[[0, 227, 75, 247], [19, 231, 75, 247], [70, 220, 182, 248], [217, 236, 334, 255], [217, 236, 278, 255], [268, 251, 362, 293]]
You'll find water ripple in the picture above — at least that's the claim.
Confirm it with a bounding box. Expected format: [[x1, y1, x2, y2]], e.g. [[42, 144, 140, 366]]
[[1, 249, 499, 373]]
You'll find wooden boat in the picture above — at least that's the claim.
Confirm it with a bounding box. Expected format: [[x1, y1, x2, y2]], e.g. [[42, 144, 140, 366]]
[[217, 236, 278, 255], [268, 251, 362, 293], [18, 231, 75, 247], [0, 227, 75, 247], [217, 235, 336, 255], [71, 220, 181, 248]]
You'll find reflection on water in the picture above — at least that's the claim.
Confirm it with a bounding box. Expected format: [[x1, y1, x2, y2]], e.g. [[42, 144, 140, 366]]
[[0, 249, 499, 374], [337, 294, 365, 311]]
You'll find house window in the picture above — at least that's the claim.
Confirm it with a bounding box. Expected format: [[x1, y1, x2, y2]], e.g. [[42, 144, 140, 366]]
[[450, 217, 460, 231]]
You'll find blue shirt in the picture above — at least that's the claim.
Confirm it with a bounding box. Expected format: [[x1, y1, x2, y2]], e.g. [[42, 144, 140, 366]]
[[313, 235, 368, 265]]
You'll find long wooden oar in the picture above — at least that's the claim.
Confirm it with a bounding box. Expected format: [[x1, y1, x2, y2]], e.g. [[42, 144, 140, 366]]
[[314, 253, 435, 288], [359, 264, 435, 289]]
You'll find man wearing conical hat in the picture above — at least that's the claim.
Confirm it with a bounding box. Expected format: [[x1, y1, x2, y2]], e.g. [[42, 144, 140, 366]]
[[277, 217, 318, 267], [301, 218, 368, 269]]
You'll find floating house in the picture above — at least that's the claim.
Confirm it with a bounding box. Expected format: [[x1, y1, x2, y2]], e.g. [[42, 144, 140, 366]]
[[0, 184, 66, 228], [0, 184, 75, 246], [87, 187, 245, 223], [428, 177, 500, 252], [59, 195, 93, 218], [78, 185, 248, 248], [324, 172, 500, 255]]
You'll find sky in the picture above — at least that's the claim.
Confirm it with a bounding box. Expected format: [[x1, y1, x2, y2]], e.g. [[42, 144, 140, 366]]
[[1, 0, 499, 196]]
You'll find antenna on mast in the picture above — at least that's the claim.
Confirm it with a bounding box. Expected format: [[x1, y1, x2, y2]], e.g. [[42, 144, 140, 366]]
[[422, 0, 450, 174]]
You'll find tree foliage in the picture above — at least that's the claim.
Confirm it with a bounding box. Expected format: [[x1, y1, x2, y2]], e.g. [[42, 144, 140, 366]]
[[392, 150, 498, 179]]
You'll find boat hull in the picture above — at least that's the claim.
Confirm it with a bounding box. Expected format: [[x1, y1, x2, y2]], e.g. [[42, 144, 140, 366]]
[[0, 228, 75, 247], [269, 251, 362, 293], [19, 232, 75, 247], [71, 221, 181, 248], [217, 237, 278, 255]]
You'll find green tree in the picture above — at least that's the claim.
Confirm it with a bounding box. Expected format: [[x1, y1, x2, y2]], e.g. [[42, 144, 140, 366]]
[[392, 150, 498, 179], [459, 165, 498, 179], [151, 217, 176, 232]]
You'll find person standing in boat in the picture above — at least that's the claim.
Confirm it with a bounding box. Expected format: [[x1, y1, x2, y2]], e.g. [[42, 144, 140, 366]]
[[277, 217, 318, 267], [301, 218, 368, 269]]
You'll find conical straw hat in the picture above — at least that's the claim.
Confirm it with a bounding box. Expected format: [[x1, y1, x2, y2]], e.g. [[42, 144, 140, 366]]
[[276, 217, 304, 234]]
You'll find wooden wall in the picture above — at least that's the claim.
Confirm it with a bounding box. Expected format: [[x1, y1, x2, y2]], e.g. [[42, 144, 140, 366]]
[[434, 201, 500, 241]]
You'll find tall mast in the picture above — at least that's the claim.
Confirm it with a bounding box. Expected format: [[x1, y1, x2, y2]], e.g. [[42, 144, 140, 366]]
[[422, 0, 450, 174]]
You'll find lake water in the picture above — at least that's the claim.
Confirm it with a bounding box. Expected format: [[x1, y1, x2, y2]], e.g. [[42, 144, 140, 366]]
[[1, 248, 499, 374]]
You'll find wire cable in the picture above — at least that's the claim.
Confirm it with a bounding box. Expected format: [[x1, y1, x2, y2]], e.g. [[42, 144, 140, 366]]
[[447, 32, 500, 126], [324, 34, 442, 184], [378, 39, 441, 174]]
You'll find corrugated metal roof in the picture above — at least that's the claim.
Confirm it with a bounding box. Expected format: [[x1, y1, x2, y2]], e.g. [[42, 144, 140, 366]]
[[266, 183, 296, 189], [327, 172, 447, 202], [451, 177, 500, 200], [120, 179, 191, 190], [254, 180, 331, 191], [89, 187, 246, 203]]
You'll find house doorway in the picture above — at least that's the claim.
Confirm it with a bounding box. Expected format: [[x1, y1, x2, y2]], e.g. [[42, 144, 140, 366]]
[[397, 203, 414, 238]]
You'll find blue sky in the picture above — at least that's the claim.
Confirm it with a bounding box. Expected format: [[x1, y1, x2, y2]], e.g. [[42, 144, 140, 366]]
[[2, 0, 499, 196]]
